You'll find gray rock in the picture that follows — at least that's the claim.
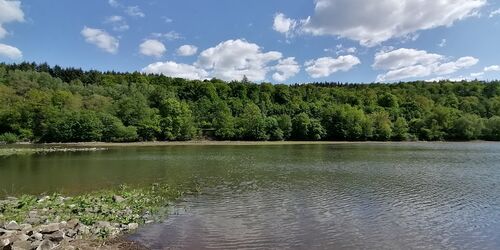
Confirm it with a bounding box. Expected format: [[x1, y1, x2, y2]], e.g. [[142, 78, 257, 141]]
[[77, 225, 89, 235], [5, 221, 20, 231], [40, 223, 59, 234], [127, 223, 139, 231], [45, 230, 63, 242], [37, 196, 50, 203], [0, 228, 14, 238], [32, 232, 43, 241], [17, 234, 29, 242], [65, 229, 76, 238], [112, 195, 125, 203], [66, 219, 79, 230], [12, 240, 31, 250], [30, 240, 42, 249], [1, 238, 10, 247], [28, 211, 38, 218], [25, 217, 42, 225], [36, 239, 54, 250], [19, 224, 32, 232]]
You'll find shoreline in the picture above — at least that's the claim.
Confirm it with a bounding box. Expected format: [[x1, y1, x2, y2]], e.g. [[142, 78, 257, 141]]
[[14, 140, 498, 148], [0, 183, 193, 250]]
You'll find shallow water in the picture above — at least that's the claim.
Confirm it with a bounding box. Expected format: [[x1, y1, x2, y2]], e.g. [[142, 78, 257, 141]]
[[2, 142, 500, 249]]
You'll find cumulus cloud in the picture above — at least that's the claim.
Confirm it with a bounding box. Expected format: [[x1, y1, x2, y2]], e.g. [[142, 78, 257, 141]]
[[125, 6, 145, 18], [0, 0, 24, 39], [196, 39, 283, 82], [272, 57, 300, 82], [105, 15, 129, 32], [142, 61, 209, 80], [373, 48, 443, 70], [142, 39, 297, 82], [276, 0, 485, 46], [139, 39, 166, 58], [484, 65, 500, 72], [177, 45, 198, 56], [0, 43, 22, 60], [490, 8, 500, 18], [305, 55, 360, 78], [273, 13, 297, 36], [374, 48, 479, 82], [81, 27, 119, 54]]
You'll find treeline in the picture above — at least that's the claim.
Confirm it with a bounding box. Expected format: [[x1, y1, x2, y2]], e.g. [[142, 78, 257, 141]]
[[1, 62, 500, 143]]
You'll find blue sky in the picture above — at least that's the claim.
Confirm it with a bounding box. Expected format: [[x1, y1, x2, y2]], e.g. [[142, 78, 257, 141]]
[[0, 0, 500, 83]]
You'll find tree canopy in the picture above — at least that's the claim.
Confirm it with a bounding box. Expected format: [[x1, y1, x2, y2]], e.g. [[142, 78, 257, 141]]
[[1, 62, 500, 143]]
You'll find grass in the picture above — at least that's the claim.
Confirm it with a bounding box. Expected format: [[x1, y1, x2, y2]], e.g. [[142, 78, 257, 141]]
[[0, 183, 200, 229]]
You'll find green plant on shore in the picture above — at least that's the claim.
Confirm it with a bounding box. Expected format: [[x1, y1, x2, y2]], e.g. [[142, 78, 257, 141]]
[[0, 183, 192, 228], [0, 133, 18, 144]]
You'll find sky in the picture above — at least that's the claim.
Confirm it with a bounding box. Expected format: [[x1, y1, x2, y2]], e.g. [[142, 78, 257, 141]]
[[1, 0, 500, 84]]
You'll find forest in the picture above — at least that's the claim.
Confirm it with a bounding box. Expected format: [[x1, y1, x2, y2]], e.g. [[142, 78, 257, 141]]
[[1, 62, 500, 143]]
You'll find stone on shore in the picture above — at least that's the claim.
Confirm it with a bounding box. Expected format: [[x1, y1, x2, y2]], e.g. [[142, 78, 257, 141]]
[[112, 195, 125, 203], [5, 221, 20, 231], [127, 223, 139, 231], [36, 239, 55, 250], [40, 223, 60, 234]]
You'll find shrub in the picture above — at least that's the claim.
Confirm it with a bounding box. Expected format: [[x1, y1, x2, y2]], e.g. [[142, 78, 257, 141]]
[[0, 133, 18, 144]]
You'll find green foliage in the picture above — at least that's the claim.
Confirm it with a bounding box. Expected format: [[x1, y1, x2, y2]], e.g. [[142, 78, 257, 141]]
[[483, 116, 500, 140], [392, 117, 409, 141], [0, 183, 190, 235], [1, 62, 500, 142], [0, 132, 18, 144]]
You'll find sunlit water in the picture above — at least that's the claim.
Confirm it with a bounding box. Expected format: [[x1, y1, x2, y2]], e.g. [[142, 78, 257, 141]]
[[2, 143, 500, 249]]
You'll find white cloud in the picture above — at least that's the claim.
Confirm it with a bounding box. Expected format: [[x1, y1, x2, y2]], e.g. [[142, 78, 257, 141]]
[[0, 43, 22, 60], [151, 31, 182, 41], [438, 39, 447, 47], [374, 48, 479, 82], [490, 8, 500, 18], [325, 44, 357, 55], [177, 45, 198, 56], [277, 0, 485, 46], [273, 13, 297, 36], [142, 61, 208, 80], [305, 55, 360, 78], [143, 39, 299, 82], [139, 39, 166, 58], [108, 0, 120, 8], [105, 15, 129, 32], [470, 72, 484, 78], [196, 39, 283, 82], [0, 0, 24, 39], [272, 57, 300, 82], [81, 27, 119, 54], [484, 65, 500, 72], [373, 48, 443, 70], [162, 17, 173, 23], [434, 56, 479, 75], [125, 6, 145, 18]]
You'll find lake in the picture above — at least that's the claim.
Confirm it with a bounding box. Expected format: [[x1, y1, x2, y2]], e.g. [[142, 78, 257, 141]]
[[1, 142, 500, 249]]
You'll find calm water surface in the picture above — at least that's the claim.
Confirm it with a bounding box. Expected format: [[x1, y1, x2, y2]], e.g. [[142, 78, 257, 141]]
[[1, 142, 500, 249]]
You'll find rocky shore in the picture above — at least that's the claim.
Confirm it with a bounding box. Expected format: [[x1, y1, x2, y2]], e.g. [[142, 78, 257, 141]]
[[0, 184, 193, 249]]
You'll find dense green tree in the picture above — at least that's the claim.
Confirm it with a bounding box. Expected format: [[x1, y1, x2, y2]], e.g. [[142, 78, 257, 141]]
[[237, 103, 268, 140], [1, 62, 500, 142], [392, 117, 409, 141]]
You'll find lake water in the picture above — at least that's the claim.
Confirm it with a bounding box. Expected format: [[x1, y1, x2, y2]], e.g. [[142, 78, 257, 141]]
[[1, 142, 500, 249]]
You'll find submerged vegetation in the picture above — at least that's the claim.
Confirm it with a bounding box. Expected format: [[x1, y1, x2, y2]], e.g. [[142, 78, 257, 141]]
[[1, 62, 500, 143]]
